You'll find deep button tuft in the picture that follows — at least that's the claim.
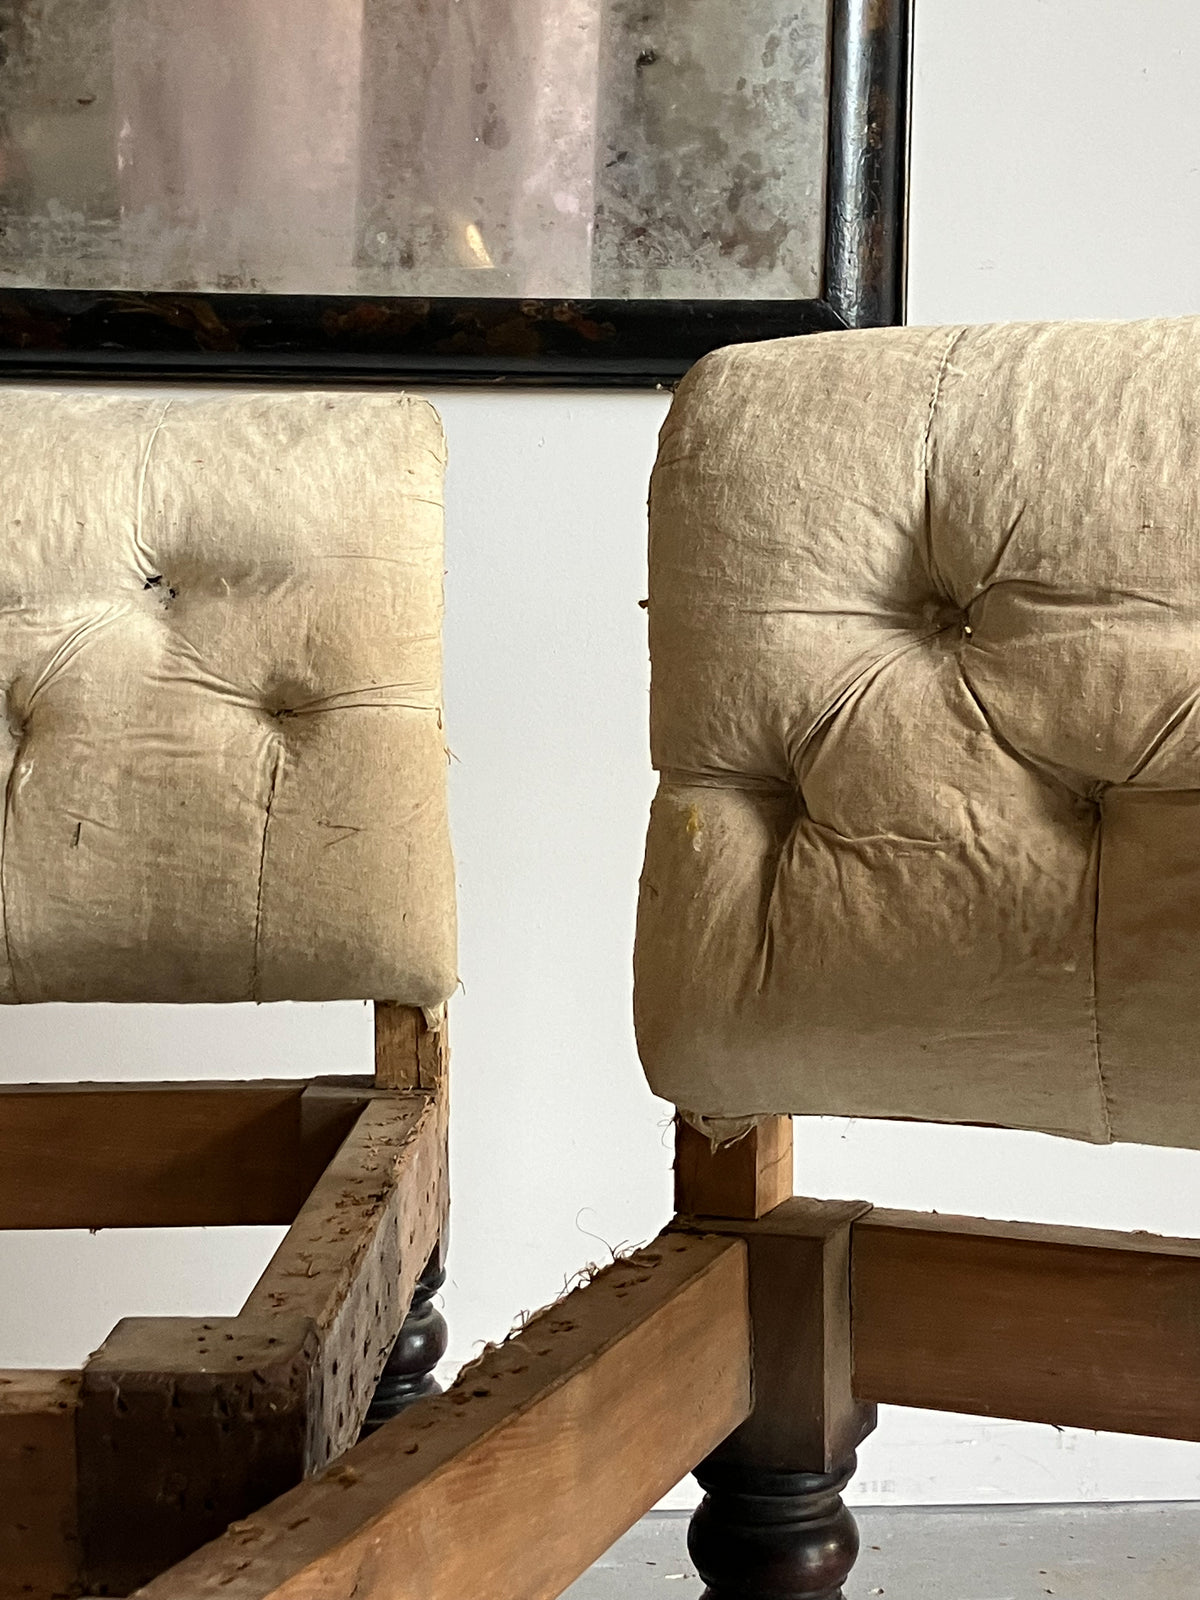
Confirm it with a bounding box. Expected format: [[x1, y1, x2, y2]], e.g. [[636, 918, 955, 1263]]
[[957, 596, 980, 642], [927, 604, 975, 648], [258, 677, 317, 722], [0, 385, 455, 1012]]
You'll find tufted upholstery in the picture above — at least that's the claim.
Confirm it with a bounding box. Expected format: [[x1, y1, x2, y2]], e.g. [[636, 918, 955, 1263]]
[[635, 319, 1200, 1148], [0, 389, 456, 1005]]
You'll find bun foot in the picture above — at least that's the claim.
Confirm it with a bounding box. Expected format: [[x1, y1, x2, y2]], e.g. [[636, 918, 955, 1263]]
[[689, 1457, 859, 1600]]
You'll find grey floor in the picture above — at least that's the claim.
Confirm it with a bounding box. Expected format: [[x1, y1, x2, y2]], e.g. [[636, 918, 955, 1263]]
[[565, 1503, 1200, 1598]]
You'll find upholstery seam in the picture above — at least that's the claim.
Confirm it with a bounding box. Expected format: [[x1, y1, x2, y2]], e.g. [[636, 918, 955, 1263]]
[[133, 399, 174, 570], [1125, 687, 1200, 782], [658, 768, 794, 796], [1090, 805, 1115, 1142], [0, 757, 20, 1002], [922, 327, 969, 602], [251, 739, 285, 1003]]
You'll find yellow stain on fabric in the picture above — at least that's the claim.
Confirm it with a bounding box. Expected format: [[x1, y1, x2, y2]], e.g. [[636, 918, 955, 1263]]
[[685, 803, 704, 852]]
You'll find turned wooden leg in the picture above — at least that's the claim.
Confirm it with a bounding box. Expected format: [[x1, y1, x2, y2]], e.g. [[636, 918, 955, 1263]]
[[673, 1192, 876, 1600], [360, 1246, 448, 1434], [689, 1457, 859, 1600]]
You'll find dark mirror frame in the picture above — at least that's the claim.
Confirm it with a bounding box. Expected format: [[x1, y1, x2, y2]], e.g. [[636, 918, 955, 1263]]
[[0, 0, 909, 386]]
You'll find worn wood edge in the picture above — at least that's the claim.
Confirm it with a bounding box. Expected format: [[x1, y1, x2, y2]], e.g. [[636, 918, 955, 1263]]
[[672, 1195, 873, 1240], [0, 1080, 371, 1229], [243, 1088, 448, 1464], [373, 1002, 448, 1090], [0, 1369, 80, 1409], [859, 1207, 1200, 1259], [136, 1234, 750, 1600], [679, 1197, 1200, 1258], [78, 1316, 320, 1593], [0, 1371, 80, 1600]]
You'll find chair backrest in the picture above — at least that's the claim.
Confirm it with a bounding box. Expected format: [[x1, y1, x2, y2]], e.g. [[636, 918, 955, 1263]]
[[636, 317, 1200, 1150], [0, 389, 456, 1005]]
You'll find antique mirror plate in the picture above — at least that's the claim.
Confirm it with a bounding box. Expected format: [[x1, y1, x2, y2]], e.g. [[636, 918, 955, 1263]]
[[0, 0, 909, 381]]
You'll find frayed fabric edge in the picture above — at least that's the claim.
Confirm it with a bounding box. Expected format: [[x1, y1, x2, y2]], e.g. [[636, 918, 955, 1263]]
[[678, 1107, 764, 1148]]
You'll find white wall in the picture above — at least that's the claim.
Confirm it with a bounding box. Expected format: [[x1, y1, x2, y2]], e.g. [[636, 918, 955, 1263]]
[[4, 0, 1200, 1509]]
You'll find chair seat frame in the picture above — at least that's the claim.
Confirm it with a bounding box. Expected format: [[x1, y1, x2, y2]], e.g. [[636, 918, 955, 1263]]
[[4, 1081, 1197, 1598]]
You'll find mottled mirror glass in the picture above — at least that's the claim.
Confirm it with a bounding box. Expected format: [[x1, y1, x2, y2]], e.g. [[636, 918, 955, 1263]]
[[0, 0, 828, 298]]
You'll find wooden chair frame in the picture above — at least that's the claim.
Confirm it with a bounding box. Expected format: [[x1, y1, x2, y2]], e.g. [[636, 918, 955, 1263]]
[[1, 1004, 450, 1596], [5, 1071, 1198, 1598]]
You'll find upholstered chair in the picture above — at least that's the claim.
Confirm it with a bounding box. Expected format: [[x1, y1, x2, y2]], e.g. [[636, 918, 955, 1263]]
[[0, 386, 748, 1600], [637, 317, 1200, 1598], [1, 385, 754, 1600], [0, 390, 458, 1593]]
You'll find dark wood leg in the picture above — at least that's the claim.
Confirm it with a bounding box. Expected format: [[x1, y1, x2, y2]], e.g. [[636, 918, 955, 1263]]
[[689, 1457, 859, 1600], [674, 1199, 876, 1600], [360, 1246, 448, 1435]]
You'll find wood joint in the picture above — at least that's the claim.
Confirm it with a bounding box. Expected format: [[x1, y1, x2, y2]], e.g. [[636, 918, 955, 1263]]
[[674, 1198, 876, 1476], [77, 1314, 318, 1593]]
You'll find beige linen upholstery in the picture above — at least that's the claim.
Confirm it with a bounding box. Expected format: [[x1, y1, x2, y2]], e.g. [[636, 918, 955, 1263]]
[[636, 318, 1200, 1148], [0, 390, 456, 1004]]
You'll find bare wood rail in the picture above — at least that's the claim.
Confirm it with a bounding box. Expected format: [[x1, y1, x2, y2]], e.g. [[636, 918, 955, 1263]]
[[0, 1080, 369, 1229], [852, 1208, 1200, 1441]]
